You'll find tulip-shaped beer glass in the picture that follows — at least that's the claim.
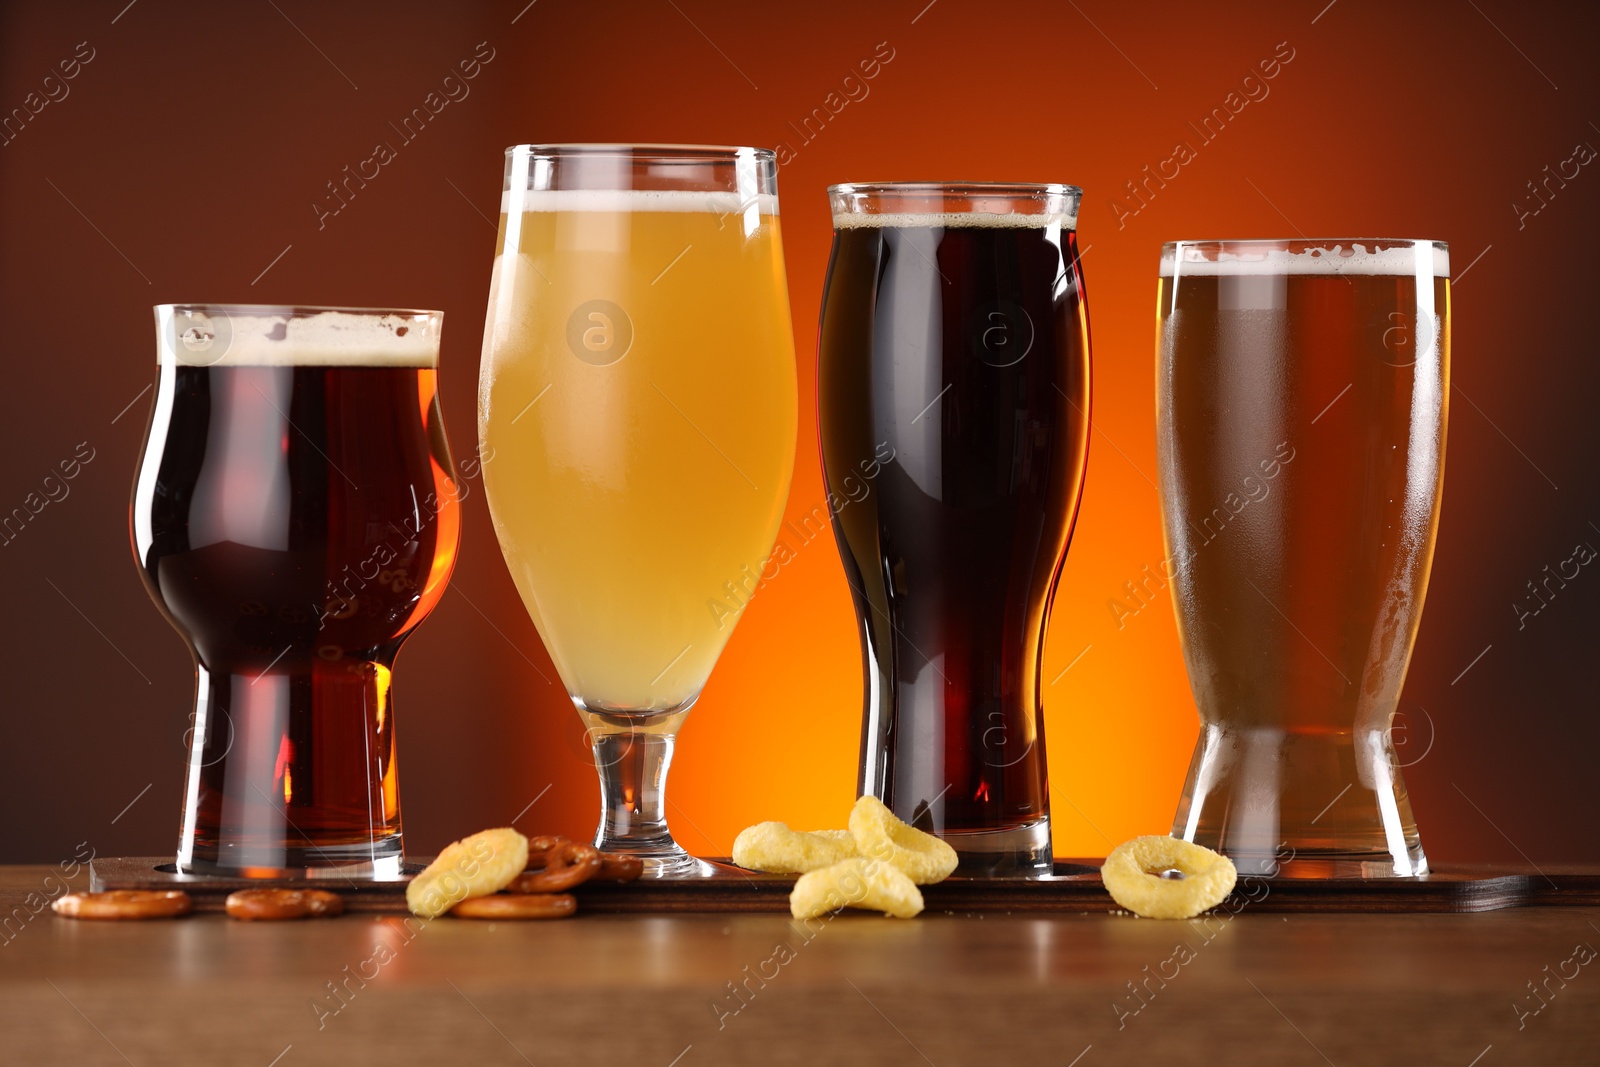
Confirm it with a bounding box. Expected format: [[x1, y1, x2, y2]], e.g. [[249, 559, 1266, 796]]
[[133, 305, 460, 877], [478, 145, 798, 876], [1157, 240, 1449, 877]]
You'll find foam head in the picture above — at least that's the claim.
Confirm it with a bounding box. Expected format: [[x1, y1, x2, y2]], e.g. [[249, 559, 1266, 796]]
[[501, 189, 780, 215], [830, 182, 1080, 231], [1160, 241, 1450, 278], [832, 208, 1077, 230], [156, 306, 442, 368]]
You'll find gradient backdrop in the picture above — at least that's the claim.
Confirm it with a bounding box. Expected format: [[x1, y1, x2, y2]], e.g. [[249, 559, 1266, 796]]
[[1, 0, 1595, 866]]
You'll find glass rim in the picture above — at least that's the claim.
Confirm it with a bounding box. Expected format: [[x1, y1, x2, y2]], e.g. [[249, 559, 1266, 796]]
[[829, 180, 1083, 198], [155, 303, 442, 319], [505, 143, 776, 164], [1162, 238, 1448, 252]]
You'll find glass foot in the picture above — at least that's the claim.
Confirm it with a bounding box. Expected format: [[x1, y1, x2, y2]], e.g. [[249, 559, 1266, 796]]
[[1245, 846, 1430, 880], [941, 817, 1054, 878], [578, 700, 721, 879], [175, 852, 406, 881], [596, 842, 722, 879], [1173, 724, 1428, 878]]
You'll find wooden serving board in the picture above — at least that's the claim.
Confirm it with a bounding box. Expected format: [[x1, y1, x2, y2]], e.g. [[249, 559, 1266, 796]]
[[89, 857, 1600, 915]]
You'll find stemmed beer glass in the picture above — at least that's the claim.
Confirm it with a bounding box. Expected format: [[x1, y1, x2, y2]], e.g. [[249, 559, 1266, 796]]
[[478, 145, 798, 876]]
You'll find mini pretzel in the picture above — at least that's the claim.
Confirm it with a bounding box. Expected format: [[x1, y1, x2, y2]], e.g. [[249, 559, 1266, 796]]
[[523, 835, 571, 867], [597, 852, 645, 882], [225, 889, 345, 921], [52, 890, 193, 920], [450, 893, 577, 920], [509, 840, 602, 893], [521, 836, 641, 882]]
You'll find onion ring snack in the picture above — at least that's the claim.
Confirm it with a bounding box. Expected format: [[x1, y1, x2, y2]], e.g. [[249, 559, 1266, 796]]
[[790, 858, 924, 920], [847, 796, 959, 884], [1101, 836, 1238, 919], [733, 822, 860, 874]]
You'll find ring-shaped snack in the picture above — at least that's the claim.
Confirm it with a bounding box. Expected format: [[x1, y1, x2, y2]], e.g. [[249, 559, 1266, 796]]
[[1100, 836, 1237, 919], [790, 858, 924, 920], [732, 822, 860, 874], [847, 796, 959, 885]]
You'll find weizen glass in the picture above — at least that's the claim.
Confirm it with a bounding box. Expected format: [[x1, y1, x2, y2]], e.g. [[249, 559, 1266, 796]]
[[133, 305, 460, 878], [478, 145, 798, 877], [818, 183, 1092, 876], [1157, 239, 1449, 877]]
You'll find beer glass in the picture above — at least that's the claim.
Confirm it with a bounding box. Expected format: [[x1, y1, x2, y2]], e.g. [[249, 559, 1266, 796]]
[[818, 183, 1091, 876], [479, 145, 798, 877], [1157, 239, 1449, 877], [133, 305, 460, 878]]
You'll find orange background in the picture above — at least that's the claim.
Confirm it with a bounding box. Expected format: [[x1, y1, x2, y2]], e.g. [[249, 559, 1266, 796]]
[[1, 0, 1596, 864]]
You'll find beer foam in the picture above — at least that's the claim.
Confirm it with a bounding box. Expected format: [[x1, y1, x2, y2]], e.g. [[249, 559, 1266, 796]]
[[501, 189, 780, 215], [832, 210, 1077, 230], [1160, 242, 1450, 277], [159, 309, 440, 368]]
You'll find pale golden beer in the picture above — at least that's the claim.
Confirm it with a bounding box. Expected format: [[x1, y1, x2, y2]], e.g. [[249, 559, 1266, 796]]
[[478, 146, 797, 874], [482, 192, 796, 708]]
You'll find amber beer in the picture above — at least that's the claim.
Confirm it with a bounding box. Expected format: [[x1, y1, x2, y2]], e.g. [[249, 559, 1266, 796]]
[[133, 306, 459, 876], [1157, 240, 1449, 877], [819, 183, 1091, 876]]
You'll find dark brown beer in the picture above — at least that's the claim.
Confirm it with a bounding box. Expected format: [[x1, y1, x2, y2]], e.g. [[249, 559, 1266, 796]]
[[1157, 241, 1448, 876], [819, 190, 1090, 875], [133, 308, 458, 875]]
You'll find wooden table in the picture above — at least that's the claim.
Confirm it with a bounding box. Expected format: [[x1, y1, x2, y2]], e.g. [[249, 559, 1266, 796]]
[[3, 866, 1597, 1065]]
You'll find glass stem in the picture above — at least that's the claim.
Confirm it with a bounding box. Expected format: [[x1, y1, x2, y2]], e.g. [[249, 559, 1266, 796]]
[[580, 704, 695, 867]]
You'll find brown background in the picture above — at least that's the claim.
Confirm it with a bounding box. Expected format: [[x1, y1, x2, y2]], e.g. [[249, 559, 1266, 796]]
[[0, 0, 1595, 867]]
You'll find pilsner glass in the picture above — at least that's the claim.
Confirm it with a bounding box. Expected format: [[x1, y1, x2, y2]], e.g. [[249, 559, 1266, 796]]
[[1157, 239, 1449, 877], [133, 305, 460, 878], [478, 145, 798, 877], [819, 183, 1091, 876]]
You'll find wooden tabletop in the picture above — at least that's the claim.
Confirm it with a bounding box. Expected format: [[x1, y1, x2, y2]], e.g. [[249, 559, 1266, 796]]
[[4, 867, 1597, 1066]]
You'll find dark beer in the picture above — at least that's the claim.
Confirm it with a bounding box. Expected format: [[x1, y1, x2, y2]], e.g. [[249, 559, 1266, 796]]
[[1157, 241, 1449, 877], [819, 186, 1090, 875], [133, 307, 459, 876]]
